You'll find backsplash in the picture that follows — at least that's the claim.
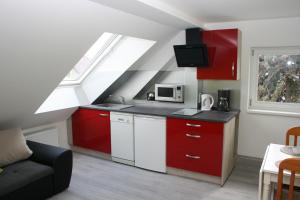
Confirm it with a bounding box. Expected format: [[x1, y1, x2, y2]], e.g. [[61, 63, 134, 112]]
[[199, 80, 241, 110]]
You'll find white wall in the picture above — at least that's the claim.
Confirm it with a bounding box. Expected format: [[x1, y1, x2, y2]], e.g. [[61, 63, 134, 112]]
[[201, 80, 241, 109], [205, 17, 300, 158], [112, 30, 199, 108], [152, 65, 199, 108], [112, 31, 185, 101]]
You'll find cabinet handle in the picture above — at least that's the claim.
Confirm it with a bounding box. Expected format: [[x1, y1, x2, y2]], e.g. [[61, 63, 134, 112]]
[[232, 62, 235, 77], [186, 123, 201, 127], [185, 133, 201, 138], [185, 154, 200, 159], [118, 118, 125, 121], [99, 113, 109, 117]]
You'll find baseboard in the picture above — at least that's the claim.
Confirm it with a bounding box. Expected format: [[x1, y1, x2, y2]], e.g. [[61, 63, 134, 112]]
[[71, 145, 111, 161], [112, 157, 134, 166], [167, 167, 221, 185], [237, 154, 263, 162]]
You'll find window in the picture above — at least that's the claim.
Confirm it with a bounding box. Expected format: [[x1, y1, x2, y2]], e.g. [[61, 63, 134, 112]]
[[249, 47, 300, 116], [60, 32, 122, 85]]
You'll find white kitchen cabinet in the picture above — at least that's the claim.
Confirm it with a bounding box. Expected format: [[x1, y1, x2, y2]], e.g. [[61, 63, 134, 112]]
[[134, 114, 166, 173], [110, 112, 134, 165]]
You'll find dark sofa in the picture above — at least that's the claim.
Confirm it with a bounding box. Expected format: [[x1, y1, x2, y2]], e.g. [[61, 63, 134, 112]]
[[0, 141, 73, 200]]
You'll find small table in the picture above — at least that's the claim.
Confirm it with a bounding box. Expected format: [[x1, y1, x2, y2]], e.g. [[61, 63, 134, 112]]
[[259, 143, 300, 200]]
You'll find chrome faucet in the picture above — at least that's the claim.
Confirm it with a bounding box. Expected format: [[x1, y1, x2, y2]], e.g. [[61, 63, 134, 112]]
[[109, 95, 125, 104]]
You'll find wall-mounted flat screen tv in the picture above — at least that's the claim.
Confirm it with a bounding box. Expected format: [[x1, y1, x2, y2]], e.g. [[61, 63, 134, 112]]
[[173, 44, 209, 67]]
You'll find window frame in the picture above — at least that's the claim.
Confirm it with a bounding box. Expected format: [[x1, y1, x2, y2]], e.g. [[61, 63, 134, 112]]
[[248, 46, 300, 117]]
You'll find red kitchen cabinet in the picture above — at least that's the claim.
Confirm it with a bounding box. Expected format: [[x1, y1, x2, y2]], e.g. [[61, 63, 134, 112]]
[[197, 29, 240, 80], [166, 118, 224, 176], [72, 108, 111, 154]]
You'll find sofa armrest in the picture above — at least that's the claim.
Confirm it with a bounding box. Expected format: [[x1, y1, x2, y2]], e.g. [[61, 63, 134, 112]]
[[26, 140, 73, 194]]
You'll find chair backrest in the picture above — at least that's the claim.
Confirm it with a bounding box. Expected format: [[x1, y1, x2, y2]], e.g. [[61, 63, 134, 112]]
[[286, 127, 300, 146], [276, 158, 300, 200]]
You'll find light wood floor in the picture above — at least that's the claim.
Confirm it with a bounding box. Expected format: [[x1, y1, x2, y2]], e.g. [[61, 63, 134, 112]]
[[50, 153, 261, 200]]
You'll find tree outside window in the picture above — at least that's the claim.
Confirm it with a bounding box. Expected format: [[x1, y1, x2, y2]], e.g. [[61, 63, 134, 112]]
[[257, 54, 300, 103], [249, 47, 300, 116]]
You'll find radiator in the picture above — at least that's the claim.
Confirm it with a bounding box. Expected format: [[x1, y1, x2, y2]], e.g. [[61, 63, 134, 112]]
[[25, 127, 59, 146]]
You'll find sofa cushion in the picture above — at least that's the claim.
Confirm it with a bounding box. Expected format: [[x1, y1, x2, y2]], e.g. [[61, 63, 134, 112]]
[[0, 160, 54, 196], [0, 128, 32, 167]]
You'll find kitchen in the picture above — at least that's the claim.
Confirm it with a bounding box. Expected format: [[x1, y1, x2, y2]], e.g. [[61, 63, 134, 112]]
[[1, 1, 300, 199], [70, 28, 240, 186]]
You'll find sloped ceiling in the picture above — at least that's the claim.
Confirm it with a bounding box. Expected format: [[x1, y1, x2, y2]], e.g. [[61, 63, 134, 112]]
[[0, 0, 181, 129], [158, 0, 300, 23], [91, 0, 203, 28], [91, 0, 300, 27]]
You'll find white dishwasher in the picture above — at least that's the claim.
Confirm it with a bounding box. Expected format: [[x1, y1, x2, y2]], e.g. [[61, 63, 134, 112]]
[[110, 112, 134, 165], [134, 114, 166, 173]]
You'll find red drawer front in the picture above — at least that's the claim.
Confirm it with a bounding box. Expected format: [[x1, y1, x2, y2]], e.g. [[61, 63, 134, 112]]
[[167, 117, 223, 133], [72, 109, 111, 154], [166, 117, 224, 176]]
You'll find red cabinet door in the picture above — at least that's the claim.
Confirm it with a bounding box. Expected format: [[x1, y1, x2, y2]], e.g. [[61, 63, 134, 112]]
[[197, 29, 239, 80], [166, 117, 224, 176], [72, 109, 111, 154]]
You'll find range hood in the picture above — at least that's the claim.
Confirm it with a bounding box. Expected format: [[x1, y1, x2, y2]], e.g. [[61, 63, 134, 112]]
[[174, 28, 209, 67]]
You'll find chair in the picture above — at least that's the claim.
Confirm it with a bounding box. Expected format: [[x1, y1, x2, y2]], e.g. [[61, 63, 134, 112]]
[[275, 158, 300, 200], [286, 127, 300, 146]]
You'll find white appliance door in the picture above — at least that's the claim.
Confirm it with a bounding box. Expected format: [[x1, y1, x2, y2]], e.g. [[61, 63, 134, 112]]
[[111, 113, 134, 161], [134, 115, 166, 173], [155, 85, 175, 102]]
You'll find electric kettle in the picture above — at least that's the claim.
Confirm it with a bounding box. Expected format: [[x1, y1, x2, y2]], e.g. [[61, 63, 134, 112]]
[[199, 94, 214, 111]]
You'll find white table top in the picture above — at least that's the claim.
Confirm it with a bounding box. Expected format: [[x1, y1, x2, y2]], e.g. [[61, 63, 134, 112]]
[[259, 143, 300, 200], [262, 143, 300, 174]]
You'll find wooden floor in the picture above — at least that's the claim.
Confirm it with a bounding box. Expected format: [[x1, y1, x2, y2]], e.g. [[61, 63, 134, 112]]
[[50, 153, 261, 200]]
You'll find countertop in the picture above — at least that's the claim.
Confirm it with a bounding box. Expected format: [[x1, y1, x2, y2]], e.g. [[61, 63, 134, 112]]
[[80, 104, 239, 123]]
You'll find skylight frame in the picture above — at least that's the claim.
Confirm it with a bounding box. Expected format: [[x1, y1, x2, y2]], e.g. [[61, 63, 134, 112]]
[[60, 33, 122, 86]]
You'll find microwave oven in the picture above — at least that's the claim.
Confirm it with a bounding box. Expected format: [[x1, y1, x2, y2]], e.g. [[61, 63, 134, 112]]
[[155, 84, 184, 103]]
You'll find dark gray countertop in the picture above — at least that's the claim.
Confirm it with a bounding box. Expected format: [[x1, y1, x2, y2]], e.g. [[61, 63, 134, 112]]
[[80, 104, 239, 123]]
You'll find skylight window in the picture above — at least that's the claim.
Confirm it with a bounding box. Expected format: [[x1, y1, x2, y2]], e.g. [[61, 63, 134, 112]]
[[60, 32, 122, 85], [36, 33, 155, 114]]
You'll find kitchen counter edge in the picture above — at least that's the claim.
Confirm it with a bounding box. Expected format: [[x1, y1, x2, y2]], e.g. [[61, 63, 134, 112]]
[[79, 105, 240, 123]]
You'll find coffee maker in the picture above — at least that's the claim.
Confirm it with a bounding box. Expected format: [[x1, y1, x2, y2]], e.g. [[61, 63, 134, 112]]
[[217, 89, 231, 112]]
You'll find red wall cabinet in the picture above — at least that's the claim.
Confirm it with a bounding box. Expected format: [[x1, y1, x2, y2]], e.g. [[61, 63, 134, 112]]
[[72, 108, 111, 154], [166, 117, 224, 177], [197, 28, 240, 80]]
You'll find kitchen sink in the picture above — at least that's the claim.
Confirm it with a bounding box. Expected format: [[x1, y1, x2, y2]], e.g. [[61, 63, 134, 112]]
[[95, 103, 133, 110]]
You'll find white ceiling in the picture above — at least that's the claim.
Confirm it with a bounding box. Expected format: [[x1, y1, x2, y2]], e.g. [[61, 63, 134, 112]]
[[156, 0, 300, 23]]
